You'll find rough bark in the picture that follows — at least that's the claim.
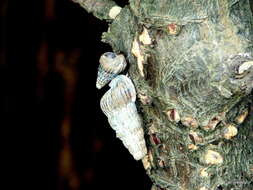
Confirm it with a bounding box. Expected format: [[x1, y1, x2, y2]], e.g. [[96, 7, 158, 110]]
[[72, 0, 253, 190]]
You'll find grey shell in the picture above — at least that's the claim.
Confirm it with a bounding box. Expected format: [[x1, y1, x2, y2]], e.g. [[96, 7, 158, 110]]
[[96, 52, 127, 89], [100, 75, 147, 160]]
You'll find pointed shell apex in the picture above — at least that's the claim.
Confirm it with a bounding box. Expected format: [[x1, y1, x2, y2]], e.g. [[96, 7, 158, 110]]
[[100, 75, 147, 160], [96, 81, 102, 89]]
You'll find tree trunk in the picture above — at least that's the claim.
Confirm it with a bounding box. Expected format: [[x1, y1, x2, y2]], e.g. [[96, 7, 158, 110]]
[[72, 0, 253, 190]]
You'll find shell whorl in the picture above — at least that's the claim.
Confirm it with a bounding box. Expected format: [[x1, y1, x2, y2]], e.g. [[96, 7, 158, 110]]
[[96, 52, 127, 89], [100, 75, 147, 160], [100, 75, 136, 116]]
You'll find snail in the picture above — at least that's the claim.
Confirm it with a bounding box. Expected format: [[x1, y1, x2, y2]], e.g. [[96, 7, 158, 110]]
[[96, 52, 127, 89], [100, 75, 147, 160]]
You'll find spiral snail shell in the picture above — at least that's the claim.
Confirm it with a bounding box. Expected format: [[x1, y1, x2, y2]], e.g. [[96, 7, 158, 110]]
[[96, 52, 127, 89], [100, 75, 147, 160]]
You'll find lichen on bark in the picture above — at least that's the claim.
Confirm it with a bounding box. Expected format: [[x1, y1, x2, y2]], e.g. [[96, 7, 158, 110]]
[[72, 0, 253, 190]]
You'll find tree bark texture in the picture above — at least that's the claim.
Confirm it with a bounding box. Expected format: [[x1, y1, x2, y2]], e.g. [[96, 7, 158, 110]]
[[73, 0, 253, 190]]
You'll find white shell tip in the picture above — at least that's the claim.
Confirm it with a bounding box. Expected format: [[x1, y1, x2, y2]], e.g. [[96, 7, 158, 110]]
[[96, 81, 103, 89], [133, 150, 147, 160], [96, 85, 102, 89]]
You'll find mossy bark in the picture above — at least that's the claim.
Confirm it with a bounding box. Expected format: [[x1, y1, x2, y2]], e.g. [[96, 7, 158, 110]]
[[73, 0, 253, 190]]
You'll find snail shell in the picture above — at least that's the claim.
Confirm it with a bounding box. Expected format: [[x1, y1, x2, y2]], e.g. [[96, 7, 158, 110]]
[[100, 75, 147, 160], [96, 52, 127, 89]]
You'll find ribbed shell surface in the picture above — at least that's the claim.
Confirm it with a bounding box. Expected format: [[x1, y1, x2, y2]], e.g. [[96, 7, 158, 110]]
[[96, 52, 127, 89], [100, 75, 147, 160], [100, 75, 136, 116]]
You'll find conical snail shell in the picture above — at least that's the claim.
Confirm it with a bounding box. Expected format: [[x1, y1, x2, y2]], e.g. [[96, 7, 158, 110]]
[[100, 75, 147, 160], [96, 52, 127, 89]]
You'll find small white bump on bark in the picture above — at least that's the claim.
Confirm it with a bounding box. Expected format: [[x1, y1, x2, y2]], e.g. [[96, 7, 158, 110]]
[[238, 61, 253, 74], [109, 6, 122, 19], [204, 150, 223, 165], [200, 168, 209, 177], [223, 124, 238, 140]]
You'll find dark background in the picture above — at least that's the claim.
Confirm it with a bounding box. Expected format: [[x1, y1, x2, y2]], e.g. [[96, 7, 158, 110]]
[[1, 0, 151, 190], [2, 1, 253, 190]]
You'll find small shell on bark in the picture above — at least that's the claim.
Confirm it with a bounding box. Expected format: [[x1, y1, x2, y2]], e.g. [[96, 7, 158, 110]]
[[166, 109, 180, 123], [199, 168, 209, 177], [100, 75, 147, 160], [223, 124, 238, 140], [108, 6, 122, 19], [96, 52, 127, 89], [203, 150, 223, 165]]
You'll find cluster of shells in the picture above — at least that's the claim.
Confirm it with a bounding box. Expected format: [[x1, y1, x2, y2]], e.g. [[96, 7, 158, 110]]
[[96, 52, 251, 162], [96, 52, 147, 160]]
